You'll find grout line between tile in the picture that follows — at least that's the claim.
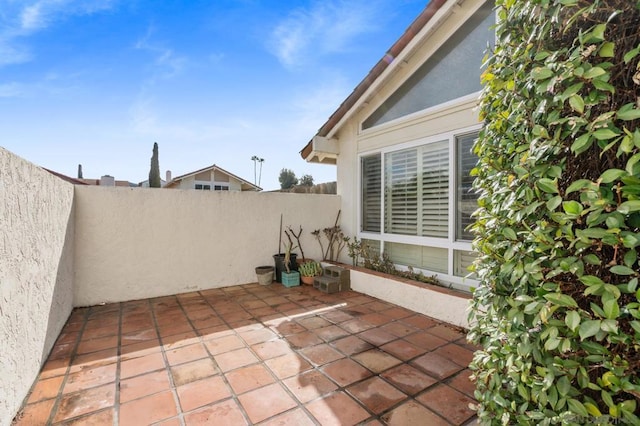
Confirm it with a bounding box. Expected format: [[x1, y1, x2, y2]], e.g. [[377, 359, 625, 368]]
[[44, 307, 90, 425]]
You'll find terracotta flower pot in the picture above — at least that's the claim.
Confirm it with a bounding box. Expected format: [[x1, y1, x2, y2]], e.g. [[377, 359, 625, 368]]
[[300, 275, 315, 286]]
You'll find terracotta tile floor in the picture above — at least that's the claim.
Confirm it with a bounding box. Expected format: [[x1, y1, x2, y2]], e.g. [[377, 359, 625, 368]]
[[13, 283, 478, 425]]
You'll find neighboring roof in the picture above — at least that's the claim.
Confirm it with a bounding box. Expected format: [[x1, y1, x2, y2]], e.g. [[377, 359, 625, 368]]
[[164, 164, 262, 191], [44, 168, 89, 185], [78, 178, 138, 187], [300, 0, 447, 160]]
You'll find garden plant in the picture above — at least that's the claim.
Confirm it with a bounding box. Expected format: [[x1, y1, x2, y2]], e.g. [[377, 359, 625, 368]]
[[469, 0, 640, 424]]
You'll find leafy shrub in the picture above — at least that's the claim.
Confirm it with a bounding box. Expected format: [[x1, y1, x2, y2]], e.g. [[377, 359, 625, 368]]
[[469, 0, 640, 424]]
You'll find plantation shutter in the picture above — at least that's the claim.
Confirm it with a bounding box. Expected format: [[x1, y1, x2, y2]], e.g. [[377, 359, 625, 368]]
[[421, 141, 449, 238], [456, 133, 479, 240], [361, 154, 381, 232], [385, 148, 418, 235]]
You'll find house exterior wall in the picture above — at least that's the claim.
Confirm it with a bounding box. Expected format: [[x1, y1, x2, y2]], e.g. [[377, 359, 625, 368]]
[[173, 173, 243, 191], [74, 187, 340, 305], [0, 147, 75, 426], [332, 0, 487, 291]]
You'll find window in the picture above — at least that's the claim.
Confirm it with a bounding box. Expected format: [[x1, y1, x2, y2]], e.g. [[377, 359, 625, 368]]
[[359, 129, 480, 289], [456, 133, 479, 240], [361, 155, 381, 233], [214, 185, 229, 191], [195, 183, 211, 190]]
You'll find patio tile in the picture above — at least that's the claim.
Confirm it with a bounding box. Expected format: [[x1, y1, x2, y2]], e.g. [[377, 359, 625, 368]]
[[225, 363, 276, 394], [401, 314, 438, 329], [176, 375, 232, 412], [314, 325, 350, 342], [380, 364, 438, 395], [120, 352, 165, 379], [284, 330, 323, 349], [380, 339, 427, 361], [347, 376, 408, 414], [272, 321, 307, 335], [119, 369, 171, 403], [434, 343, 475, 367], [26, 375, 64, 403], [17, 284, 478, 426], [381, 306, 415, 320], [360, 312, 394, 326], [305, 391, 370, 426], [76, 335, 118, 355], [358, 328, 398, 346], [238, 327, 277, 345], [283, 370, 339, 403], [121, 328, 158, 345], [251, 339, 294, 360], [381, 321, 419, 338], [53, 383, 115, 422], [62, 363, 117, 394], [340, 318, 375, 333], [13, 399, 55, 425], [447, 369, 476, 398], [214, 347, 259, 372], [352, 349, 402, 374], [299, 343, 345, 366], [404, 331, 448, 351], [165, 342, 209, 366], [170, 357, 219, 386], [237, 383, 298, 424], [260, 408, 316, 426], [411, 352, 463, 380], [265, 353, 312, 379], [162, 330, 199, 349], [297, 316, 332, 330], [427, 324, 467, 342], [183, 398, 248, 425], [380, 400, 449, 426], [331, 335, 374, 356], [416, 384, 476, 425], [38, 357, 70, 379], [49, 342, 75, 360], [203, 333, 244, 355], [119, 390, 177, 426], [61, 408, 114, 425], [320, 358, 373, 387]]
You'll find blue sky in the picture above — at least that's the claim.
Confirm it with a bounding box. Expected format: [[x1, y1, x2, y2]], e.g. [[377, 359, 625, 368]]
[[1, 0, 426, 190]]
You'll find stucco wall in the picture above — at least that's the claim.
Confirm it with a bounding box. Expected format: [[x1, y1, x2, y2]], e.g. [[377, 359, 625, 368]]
[[0, 148, 75, 426], [74, 187, 340, 305], [349, 269, 470, 328]]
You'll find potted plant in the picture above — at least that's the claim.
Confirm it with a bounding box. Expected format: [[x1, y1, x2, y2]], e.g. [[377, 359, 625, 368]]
[[273, 215, 298, 282], [298, 260, 322, 285], [280, 234, 300, 287]]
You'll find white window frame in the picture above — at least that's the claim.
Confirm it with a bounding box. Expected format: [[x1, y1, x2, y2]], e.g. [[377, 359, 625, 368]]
[[357, 124, 481, 291]]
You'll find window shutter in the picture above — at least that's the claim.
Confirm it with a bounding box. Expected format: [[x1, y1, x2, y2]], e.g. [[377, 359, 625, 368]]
[[456, 133, 479, 240], [361, 155, 381, 232], [385, 148, 418, 235], [421, 141, 449, 238]]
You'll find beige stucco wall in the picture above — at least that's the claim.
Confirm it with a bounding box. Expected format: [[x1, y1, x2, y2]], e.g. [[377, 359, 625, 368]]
[[0, 148, 75, 426], [74, 187, 340, 305], [349, 269, 470, 328]]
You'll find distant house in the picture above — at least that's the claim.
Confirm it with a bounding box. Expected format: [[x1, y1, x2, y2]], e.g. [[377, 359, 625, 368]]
[[79, 175, 138, 187], [300, 0, 494, 291], [44, 168, 88, 185], [164, 164, 261, 192]]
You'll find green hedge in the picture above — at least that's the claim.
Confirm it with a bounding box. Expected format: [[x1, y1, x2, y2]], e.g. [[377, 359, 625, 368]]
[[469, 0, 640, 424]]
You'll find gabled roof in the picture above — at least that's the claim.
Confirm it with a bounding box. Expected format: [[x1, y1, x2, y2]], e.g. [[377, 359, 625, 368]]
[[300, 0, 448, 162], [164, 163, 261, 191], [44, 168, 89, 185]]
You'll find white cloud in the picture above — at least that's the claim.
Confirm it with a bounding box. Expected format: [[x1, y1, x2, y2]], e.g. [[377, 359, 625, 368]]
[[134, 26, 187, 81], [0, 0, 117, 67], [0, 82, 24, 98], [268, 0, 382, 69]]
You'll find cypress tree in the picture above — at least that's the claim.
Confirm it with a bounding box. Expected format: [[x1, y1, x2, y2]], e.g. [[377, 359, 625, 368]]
[[149, 142, 161, 188]]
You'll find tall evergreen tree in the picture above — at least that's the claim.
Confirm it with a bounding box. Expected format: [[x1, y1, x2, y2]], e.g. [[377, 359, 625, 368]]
[[77, 164, 83, 179], [149, 142, 161, 188]]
